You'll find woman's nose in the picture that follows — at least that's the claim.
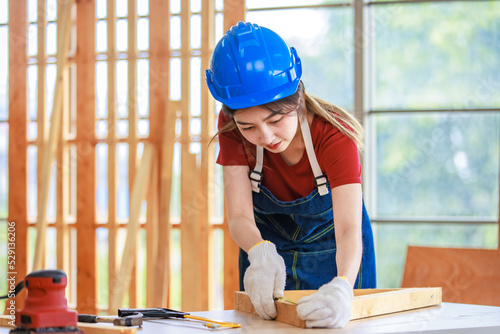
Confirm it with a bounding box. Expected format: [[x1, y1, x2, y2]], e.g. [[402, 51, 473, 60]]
[[259, 126, 274, 144]]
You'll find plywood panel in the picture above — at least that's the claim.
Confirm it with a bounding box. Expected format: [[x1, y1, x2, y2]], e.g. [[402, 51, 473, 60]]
[[235, 288, 442, 328], [402, 246, 500, 306]]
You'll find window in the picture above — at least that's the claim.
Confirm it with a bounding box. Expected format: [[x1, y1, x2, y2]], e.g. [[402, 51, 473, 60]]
[[246, 0, 500, 288]]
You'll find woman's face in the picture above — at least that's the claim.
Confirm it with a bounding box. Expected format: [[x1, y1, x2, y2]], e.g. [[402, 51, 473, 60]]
[[233, 105, 300, 153]]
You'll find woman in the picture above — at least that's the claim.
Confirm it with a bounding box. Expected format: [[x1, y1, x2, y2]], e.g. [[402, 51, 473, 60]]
[[205, 21, 376, 328]]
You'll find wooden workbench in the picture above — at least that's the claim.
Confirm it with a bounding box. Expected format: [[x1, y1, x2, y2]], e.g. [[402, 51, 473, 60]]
[[1, 303, 499, 334]]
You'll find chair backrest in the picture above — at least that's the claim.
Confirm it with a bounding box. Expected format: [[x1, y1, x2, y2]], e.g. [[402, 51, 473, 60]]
[[402, 246, 500, 306]]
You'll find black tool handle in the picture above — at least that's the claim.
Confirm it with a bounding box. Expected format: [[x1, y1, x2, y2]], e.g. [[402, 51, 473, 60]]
[[118, 308, 186, 318], [78, 314, 98, 323]]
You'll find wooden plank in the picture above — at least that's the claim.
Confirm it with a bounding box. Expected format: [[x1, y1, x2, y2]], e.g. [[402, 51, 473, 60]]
[[221, 0, 245, 310], [0, 315, 137, 334], [106, 0, 118, 313], [148, 0, 172, 308], [350, 288, 442, 320], [7, 0, 29, 312], [222, 204, 239, 310], [180, 151, 203, 311], [32, 0, 74, 271], [201, 0, 215, 310], [75, 0, 96, 315], [402, 246, 500, 306], [179, 0, 205, 312], [127, 0, 139, 309], [35, 0, 47, 269], [235, 288, 442, 328], [145, 155, 159, 307], [57, 26, 72, 281], [110, 144, 154, 311], [77, 323, 137, 334], [224, 0, 245, 29]]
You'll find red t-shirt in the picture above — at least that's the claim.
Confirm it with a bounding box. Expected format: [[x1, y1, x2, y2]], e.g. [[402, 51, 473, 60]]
[[216, 112, 362, 202]]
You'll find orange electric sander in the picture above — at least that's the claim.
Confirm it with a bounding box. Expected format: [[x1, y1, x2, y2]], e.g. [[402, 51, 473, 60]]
[[2, 270, 83, 334]]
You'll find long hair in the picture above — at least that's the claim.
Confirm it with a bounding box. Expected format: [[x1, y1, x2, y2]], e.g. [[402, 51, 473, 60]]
[[209, 81, 364, 151]]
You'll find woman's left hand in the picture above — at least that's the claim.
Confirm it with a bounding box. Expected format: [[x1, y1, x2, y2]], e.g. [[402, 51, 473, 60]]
[[296, 276, 353, 328]]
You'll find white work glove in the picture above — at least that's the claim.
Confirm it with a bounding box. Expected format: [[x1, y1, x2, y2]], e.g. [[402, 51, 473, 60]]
[[296, 276, 353, 328], [243, 241, 286, 320]]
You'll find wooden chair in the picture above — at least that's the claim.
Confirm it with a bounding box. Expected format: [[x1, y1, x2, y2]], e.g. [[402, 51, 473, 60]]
[[402, 246, 500, 306]]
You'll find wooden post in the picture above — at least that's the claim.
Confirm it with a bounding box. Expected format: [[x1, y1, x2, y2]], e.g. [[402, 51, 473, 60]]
[[106, 0, 118, 313], [7, 0, 29, 311], [110, 144, 154, 311], [32, 0, 74, 272], [224, 0, 245, 30], [35, 0, 47, 269], [179, 0, 202, 311], [75, 0, 96, 315], [148, 0, 172, 308], [127, 0, 139, 309], [201, 0, 215, 310], [221, 0, 245, 309]]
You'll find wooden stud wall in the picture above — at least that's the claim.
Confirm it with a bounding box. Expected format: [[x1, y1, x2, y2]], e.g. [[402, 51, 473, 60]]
[[4, 0, 497, 317], [5, 0, 246, 314]]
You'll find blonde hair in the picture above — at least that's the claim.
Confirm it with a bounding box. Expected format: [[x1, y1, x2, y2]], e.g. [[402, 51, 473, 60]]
[[210, 81, 364, 151]]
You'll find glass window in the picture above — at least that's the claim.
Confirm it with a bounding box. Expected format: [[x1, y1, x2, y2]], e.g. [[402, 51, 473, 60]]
[[246, 0, 348, 10], [372, 112, 500, 219], [0, 0, 7, 24], [373, 1, 500, 110], [246, 7, 354, 110]]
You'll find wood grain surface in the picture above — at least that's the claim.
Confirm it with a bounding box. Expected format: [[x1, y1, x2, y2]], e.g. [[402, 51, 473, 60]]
[[402, 246, 500, 306], [235, 287, 442, 328]]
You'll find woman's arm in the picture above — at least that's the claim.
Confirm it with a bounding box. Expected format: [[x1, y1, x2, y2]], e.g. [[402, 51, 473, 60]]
[[223, 165, 286, 320], [331, 183, 363, 287], [296, 183, 363, 328], [223, 165, 263, 252]]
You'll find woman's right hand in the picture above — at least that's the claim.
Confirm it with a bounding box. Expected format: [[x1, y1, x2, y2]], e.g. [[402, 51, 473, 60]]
[[243, 241, 286, 320]]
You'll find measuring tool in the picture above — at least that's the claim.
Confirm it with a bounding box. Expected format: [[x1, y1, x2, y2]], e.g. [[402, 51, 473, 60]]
[[118, 308, 241, 329]]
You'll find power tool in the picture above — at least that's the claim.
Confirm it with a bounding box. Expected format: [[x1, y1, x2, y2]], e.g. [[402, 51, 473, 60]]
[[6, 269, 83, 334]]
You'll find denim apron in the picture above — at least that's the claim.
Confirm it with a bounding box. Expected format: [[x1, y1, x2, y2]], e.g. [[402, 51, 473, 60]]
[[239, 116, 376, 290]]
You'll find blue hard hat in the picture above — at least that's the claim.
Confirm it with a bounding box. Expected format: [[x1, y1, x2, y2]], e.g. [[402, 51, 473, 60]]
[[205, 21, 302, 110]]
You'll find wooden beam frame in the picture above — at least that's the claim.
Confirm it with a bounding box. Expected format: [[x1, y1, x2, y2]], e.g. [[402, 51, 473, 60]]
[[32, 0, 74, 271], [110, 144, 154, 311]]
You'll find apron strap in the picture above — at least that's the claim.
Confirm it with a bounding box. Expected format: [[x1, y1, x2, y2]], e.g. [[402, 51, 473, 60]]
[[249, 145, 264, 193], [299, 115, 329, 196], [249, 114, 328, 196]]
